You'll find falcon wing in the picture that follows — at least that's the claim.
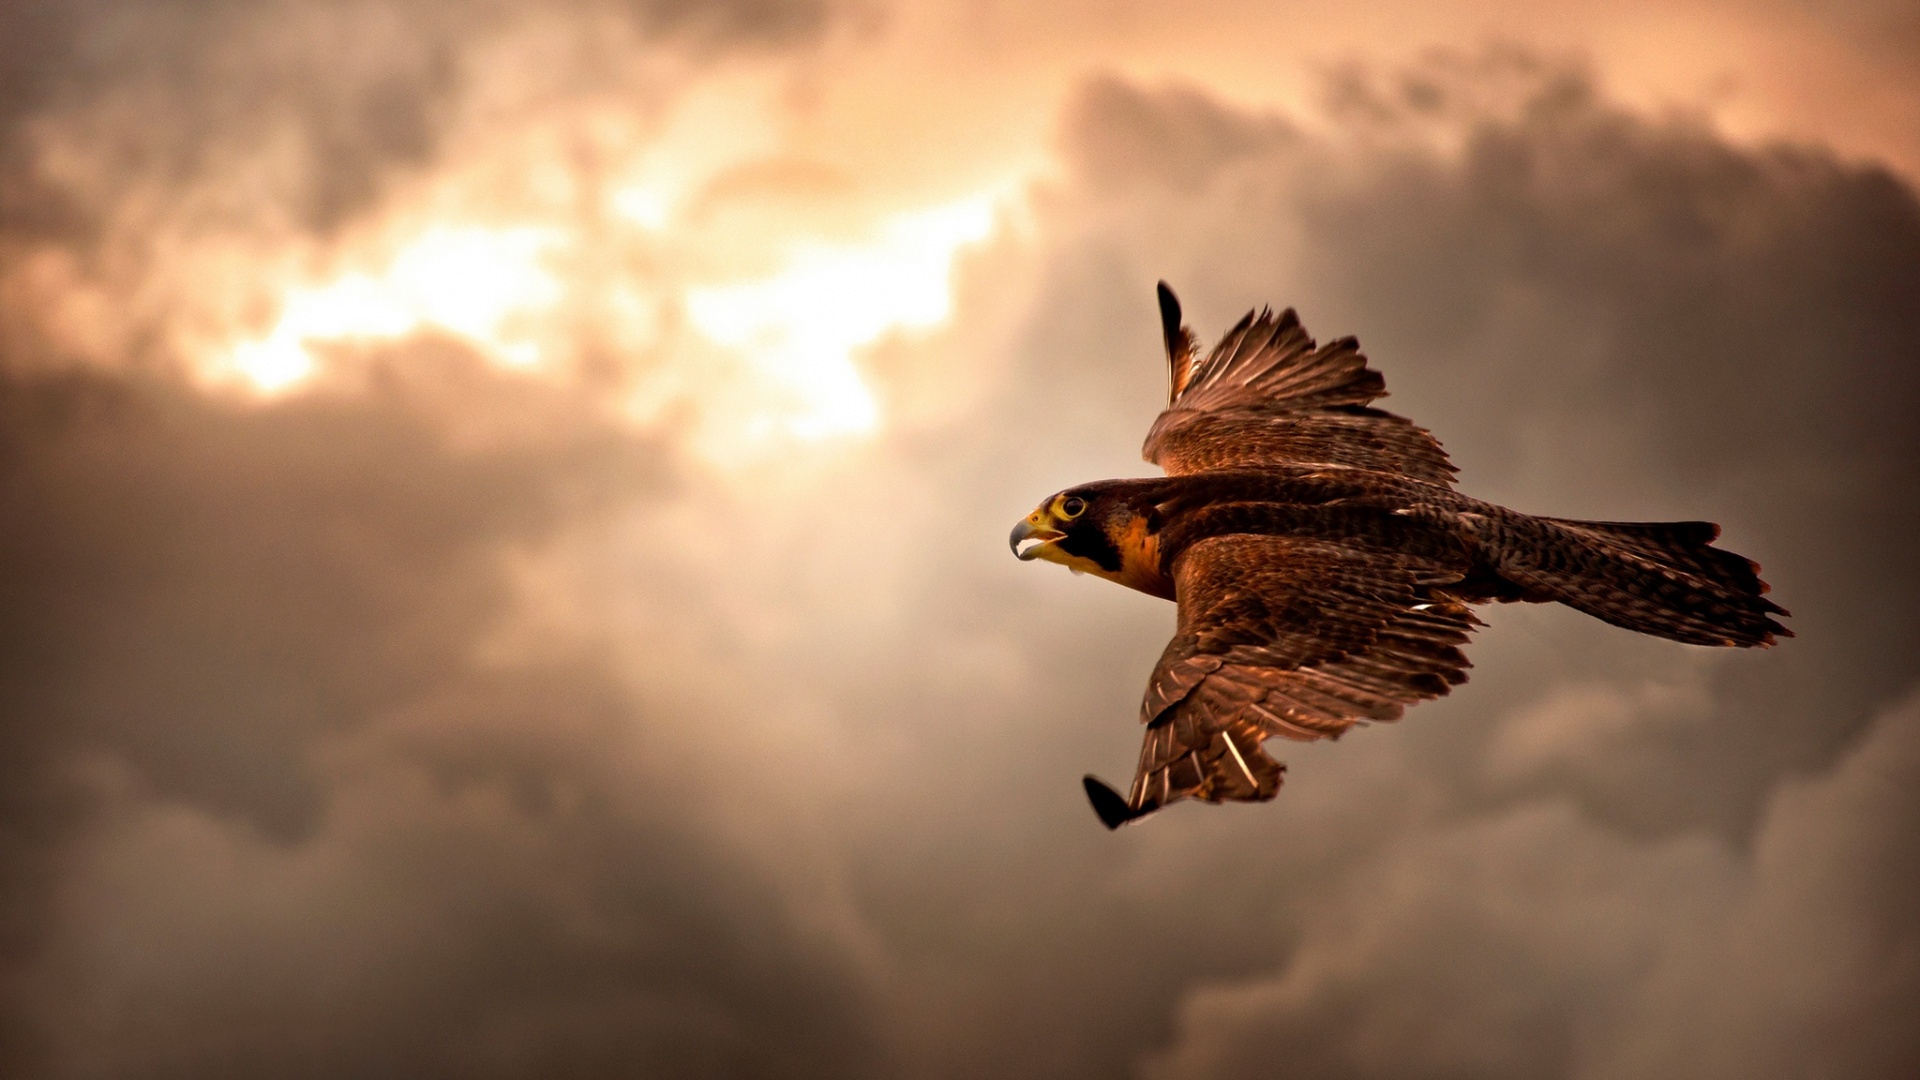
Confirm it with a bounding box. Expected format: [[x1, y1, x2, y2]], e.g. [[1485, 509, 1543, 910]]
[[1142, 283, 1456, 485], [1086, 533, 1480, 827]]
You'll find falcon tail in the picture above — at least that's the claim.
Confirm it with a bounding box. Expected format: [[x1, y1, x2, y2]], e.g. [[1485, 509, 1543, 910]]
[[1493, 515, 1792, 647]]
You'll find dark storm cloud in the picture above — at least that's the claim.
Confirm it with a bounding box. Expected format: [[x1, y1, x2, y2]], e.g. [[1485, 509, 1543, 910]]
[[0, 0, 837, 244], [1135, 691, 1920, 1080], [0, 346, 879, 1078], [0, 346, 633, 839], [1057, 75, 1298, 197]]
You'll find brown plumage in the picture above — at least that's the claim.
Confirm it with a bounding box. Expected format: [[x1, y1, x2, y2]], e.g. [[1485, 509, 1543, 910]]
[[1010, 283, 1790, 829]]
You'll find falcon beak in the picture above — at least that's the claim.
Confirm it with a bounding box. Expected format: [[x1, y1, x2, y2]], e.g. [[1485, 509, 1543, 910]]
[[1009, 513, 1064, 561]]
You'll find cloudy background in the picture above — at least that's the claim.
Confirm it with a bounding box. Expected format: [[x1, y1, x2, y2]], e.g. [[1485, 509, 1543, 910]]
[[2, 1, 1917, 1077]]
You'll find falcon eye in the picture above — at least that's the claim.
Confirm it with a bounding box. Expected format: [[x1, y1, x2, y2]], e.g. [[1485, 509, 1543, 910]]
[[1061, 497, 1087, 518]]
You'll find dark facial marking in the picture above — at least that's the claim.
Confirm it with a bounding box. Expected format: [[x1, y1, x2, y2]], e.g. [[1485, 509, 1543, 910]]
[[1057, 527, 1123, 573], [1056, 495, 1124, 573]]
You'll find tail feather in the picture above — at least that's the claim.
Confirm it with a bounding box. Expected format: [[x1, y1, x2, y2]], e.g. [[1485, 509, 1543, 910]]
[[1492, 514, 1791, 647], [1538, 517, 1785, 611]]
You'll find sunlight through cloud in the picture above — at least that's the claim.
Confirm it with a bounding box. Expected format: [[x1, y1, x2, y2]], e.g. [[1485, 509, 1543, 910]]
[[685, 195, 997, 441], [224, 225, 562, 391]]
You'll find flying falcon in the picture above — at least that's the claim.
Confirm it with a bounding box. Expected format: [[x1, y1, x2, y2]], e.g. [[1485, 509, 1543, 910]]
[[1010, 283, 1789, 829]]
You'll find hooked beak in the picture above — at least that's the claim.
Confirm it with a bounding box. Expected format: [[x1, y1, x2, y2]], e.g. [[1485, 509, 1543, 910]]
[[1009, 514, 1063, 561]]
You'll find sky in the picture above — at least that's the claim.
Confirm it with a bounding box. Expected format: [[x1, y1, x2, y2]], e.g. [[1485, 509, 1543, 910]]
[[1, 1, 1917, 1077]]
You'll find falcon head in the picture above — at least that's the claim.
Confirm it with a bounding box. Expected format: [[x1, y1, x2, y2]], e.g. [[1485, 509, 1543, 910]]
[[1009, 481, 1175, 600]]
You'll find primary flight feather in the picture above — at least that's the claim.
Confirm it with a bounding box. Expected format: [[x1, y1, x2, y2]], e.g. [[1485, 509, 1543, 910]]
[[1010, 283, 1789, 829]]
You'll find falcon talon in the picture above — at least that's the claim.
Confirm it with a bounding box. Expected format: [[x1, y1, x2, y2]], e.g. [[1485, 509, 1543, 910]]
[[1014, 281, 1790, 828]]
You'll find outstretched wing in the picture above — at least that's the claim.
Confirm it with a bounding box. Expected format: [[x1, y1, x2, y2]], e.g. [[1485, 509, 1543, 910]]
[[1087, 533, 1479, 827], [1142, 283, 1456, 485]]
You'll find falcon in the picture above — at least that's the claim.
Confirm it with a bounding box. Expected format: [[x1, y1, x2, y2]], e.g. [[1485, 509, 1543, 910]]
[[1010, 283, 1789, 829]]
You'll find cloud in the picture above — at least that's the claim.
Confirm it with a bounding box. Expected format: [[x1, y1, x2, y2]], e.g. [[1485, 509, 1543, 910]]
[[0, 0, 838, 234], [1141, 688, 1920, 1080], [0, 24, 1916, 1080], [0, 345, 885, 1077]]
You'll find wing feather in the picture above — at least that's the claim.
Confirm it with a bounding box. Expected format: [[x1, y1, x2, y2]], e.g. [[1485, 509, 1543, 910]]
[[1115, 534, 1478, 820], [1144, 285, 1454, 484]]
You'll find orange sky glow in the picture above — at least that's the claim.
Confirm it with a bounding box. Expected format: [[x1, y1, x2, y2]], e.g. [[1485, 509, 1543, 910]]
[[16, 0, 1916, 465], [3, 1, 1916, 1075]]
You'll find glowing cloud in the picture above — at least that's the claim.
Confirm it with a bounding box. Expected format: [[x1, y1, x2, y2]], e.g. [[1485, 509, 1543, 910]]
[[685, 195, 997, 440], [224, 226, 562, 391]]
